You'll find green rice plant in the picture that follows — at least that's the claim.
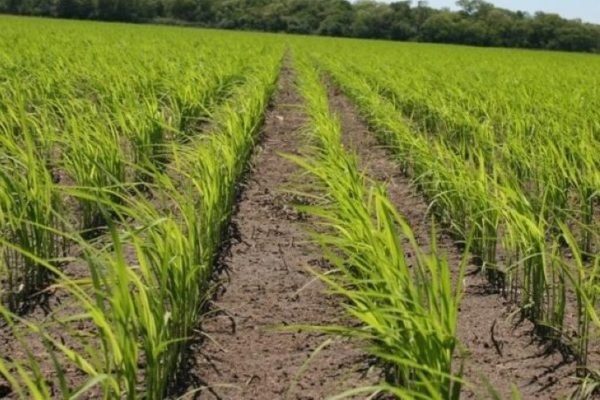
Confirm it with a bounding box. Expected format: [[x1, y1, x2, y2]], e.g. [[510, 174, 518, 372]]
[[291, 46, 598, 397], [292, 39, 600, 389], [290, 54, 465, 399], [0, 16, 279, 316], [0, 226, 125, 399], [311, 49, 587, 353], [2, 14, 599, 398], [60, 116, 128, 232], [559, 224, 600, 374], [0, 34, 282, 399], [0, 126, 64, 311]]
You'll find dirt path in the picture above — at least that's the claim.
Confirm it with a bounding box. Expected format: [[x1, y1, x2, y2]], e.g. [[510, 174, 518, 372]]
[[325, 85, 578, 399], [175, 62, 375, 400]]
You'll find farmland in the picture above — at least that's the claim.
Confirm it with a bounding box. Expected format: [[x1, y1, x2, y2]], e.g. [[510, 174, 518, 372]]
[[1, 14, 600, 399]]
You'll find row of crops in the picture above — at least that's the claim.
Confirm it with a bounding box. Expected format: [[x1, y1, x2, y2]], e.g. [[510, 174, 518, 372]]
[[294, 39, 600, 392], [0, 16, 283, 398], [291, 52, 464, 399]]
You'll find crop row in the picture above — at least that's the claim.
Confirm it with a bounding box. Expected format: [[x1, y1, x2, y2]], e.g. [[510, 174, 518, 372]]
[[0, 20, 267, 310], [0, 18, 283, 399], [302, 39, 600, 380], [289, 51, 465, 399]]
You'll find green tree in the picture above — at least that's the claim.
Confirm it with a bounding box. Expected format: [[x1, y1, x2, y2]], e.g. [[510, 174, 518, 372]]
[[1, 0, 599, 53], [421, 11, 458, 42], [317, 0, 353, 36], [456, 0, 492, 16], [351, 1, 392, 38], [168, 0, 197, 20]]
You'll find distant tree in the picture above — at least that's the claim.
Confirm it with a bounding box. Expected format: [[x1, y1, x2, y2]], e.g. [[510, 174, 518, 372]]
[[2, 0, 599, 53], [96, 0, 117, 19], [168, 0, 196, 20], [135, 0, 163, 19], [0, 0, 20, 12], [390, 1, 411, 14], [351, 1, 393, 38], [280, 0, 319, 33], [388, 1, 415, 39], [318, 7, 353, 36], [412, 1, 435, 34], [13, 0, 55, 15], [259, 1, 287, 31], [554, 24, 598, 51], [389, 19, 415, 40], [456, 0, 492, 16], [316, 0, 353, 36], [482, 8, 513, 45], [193, 0, 216, 23], [421, 11, 459, 42], [57, 0, 81, 18], [529, 12, 565, 48]]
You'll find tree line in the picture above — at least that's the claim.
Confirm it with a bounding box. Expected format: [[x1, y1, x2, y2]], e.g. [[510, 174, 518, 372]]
[[2, 0, 600, 53]]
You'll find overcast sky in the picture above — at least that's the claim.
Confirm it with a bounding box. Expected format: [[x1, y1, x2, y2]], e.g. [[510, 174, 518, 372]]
[[381, 1, 600, 24]]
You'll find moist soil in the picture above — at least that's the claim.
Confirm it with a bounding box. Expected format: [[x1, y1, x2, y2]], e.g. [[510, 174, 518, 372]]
[[0, 261, 100, 399], [174, 62, 378, 400], [325, 83, 579, 399]]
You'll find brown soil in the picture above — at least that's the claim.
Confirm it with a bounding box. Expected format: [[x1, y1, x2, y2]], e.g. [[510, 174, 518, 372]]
[[0, 262, 97, 399], [173, 62, 377, 400], [325, 84, 579, 399]]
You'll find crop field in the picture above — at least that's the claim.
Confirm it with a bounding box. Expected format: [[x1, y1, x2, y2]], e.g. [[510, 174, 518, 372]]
[[1, 14, 599, 400]]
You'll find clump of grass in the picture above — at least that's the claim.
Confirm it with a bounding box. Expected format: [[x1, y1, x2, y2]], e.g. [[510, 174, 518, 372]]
[[303, 38, 600, 390], [0, 17, 284, 399], [0, 127, 64, 311], [289, 54, 465, 399]]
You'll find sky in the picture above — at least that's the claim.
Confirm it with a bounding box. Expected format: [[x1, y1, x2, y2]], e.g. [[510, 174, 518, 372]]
[[386, 0, 600, 24]]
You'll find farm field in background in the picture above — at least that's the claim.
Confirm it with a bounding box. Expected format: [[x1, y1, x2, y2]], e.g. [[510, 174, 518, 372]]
[[1, 14, 599, 399]]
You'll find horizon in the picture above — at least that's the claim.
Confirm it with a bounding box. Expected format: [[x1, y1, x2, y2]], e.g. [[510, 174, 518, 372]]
[[376, 0, 600, 24]]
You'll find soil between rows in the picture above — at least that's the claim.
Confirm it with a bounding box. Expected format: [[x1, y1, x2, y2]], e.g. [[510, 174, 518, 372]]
[[324, 83, 578, 399], [175, 61, 378, 399]]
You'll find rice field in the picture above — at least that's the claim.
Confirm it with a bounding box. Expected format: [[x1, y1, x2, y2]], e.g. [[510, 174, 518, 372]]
[[1, 14, 600, 399]]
